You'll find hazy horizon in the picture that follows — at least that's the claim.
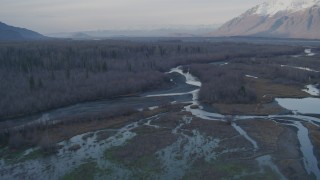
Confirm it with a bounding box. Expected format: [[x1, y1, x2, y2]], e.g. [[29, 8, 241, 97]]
[[0, 0, 264, 34]]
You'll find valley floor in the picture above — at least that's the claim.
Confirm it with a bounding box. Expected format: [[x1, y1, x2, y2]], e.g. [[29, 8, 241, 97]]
[[1, 43, 320, 179]]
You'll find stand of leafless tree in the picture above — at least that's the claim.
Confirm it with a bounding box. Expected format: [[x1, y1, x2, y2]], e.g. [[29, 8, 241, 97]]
[[189, 54, 320, 105], [0, 40, 301, 119]]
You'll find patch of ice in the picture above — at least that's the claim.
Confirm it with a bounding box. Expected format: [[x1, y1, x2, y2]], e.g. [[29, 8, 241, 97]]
[[291, 54, 302, 58], [170, 101, 177, 104], [245, 75, 259, 79], [144, 117, 161, 129], [148, 106, 159, 110], [185, 89, 225, 120], [303, 85, 320, 96], [23, 148, 37, 156], [168, 66, 202, 87], [145, 91, 193, 97], [280, 65, 319, 72], [307, 53, 316, 56], [305, 48, 312, 54], [305, 48, 316, 56]]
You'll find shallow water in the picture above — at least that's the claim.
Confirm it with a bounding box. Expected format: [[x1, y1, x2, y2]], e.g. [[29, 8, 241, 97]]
[[276, 97, 320, 114], [256, 155, 286, 180], [290, 122, 320, 179], [245, 75, 258, 79], [232, 123, 258, 151], [0, 115, 163, 179], [157, 116, 220, 179], [0, 124, 137, 179]]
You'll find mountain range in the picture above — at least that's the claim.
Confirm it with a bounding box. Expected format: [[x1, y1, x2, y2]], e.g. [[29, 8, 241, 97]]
[[213, 0, 320, 39], [2, 0, 320, 40], [47, 25, 220, 39], [0, 21, 46, 41]]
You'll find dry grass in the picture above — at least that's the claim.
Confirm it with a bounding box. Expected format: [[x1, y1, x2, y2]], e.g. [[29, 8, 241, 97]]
[[238, 119, 284, 153], [1, 104, 184, 152], [211, 78, 309, 115], [36, 104, 183, 145], [42, 107, 172, 144], [246, 78, 308, 103], [212, 103, 287, 115]]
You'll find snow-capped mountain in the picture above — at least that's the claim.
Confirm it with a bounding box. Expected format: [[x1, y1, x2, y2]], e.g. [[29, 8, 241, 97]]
[[254, 0, 320, 16], [213, 0, 320, 39]]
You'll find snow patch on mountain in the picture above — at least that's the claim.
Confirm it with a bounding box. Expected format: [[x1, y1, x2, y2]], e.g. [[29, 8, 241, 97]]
[[253, 0, 320, 16]]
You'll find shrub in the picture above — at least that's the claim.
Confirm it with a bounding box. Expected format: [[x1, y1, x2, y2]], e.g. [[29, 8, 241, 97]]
[[8, 133, 26, 150], [38, 136, 57, 154]]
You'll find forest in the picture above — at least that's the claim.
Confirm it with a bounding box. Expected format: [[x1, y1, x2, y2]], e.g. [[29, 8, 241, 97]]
[[0, 40, 302, 119]]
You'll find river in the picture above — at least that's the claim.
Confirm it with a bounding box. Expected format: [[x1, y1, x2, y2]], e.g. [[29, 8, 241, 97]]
[[1, 51, 320, 179]]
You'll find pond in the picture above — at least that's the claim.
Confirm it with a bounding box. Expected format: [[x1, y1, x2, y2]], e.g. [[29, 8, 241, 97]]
[[276, 97, 320, 114]]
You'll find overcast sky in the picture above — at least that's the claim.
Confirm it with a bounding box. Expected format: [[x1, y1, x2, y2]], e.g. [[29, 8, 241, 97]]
[[0, 0, 263, 34]]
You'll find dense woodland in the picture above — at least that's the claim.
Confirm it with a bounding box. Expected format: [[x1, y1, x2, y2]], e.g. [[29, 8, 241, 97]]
[[190, 55, 320, 104], [189, 64, 258, 104], [0, 40, 302, 119]]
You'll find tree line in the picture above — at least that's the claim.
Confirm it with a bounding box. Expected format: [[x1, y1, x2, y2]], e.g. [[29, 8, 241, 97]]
[[0, 40, 302, 119]]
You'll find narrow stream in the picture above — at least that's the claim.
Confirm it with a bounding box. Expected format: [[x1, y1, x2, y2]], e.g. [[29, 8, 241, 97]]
[[256, 155, 286, 180], [286, 121, 320, 179], [169, 67, 225, 121], [231, 123, 258, 152]]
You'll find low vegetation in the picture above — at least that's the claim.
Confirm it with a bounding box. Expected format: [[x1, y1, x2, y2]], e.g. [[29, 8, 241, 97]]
[[0, 103, 184, 154], [62, 162, 104, 180]]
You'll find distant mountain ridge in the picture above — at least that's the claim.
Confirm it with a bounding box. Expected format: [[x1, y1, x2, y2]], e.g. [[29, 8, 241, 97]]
[[0, 21, 46, 41], [213, 0, 320, 39], [48, 25, 220, 39]]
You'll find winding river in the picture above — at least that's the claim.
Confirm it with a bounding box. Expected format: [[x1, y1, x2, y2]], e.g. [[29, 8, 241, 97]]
[[170, 66, 320, 179], [1, 49, 320, 179]]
